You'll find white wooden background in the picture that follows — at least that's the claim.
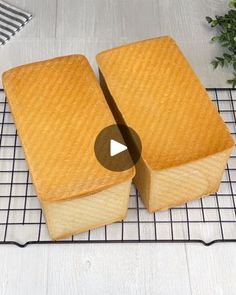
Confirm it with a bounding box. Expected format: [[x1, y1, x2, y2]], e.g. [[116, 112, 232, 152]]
[[0, 0, 233, 88], [1, 1, 236, 294]]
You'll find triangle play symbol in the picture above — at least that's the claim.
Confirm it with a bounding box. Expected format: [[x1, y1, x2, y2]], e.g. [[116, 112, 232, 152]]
[[110, 139, 127, 157]]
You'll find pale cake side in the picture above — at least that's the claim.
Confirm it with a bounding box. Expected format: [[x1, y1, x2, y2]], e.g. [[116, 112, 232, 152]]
[[3, 55, 135, 239], [96, 36, 234, 212], [43, 180, 131, 240], [137, 148, 232, 211]]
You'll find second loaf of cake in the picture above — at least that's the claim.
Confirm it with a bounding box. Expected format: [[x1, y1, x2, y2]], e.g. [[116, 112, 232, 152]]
[[96, 36, 235, 212]]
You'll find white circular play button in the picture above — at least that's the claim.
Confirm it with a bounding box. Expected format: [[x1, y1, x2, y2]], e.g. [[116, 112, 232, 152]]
[[94, 124, 142, 172]]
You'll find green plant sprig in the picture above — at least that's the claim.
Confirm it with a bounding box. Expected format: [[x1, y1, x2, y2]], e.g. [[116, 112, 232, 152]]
[[206, 0, 236, 87]]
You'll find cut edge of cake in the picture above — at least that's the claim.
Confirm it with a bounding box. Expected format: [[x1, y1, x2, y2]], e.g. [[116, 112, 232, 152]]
[[135, 147, 233, 212], [42, 179, 131, 240]]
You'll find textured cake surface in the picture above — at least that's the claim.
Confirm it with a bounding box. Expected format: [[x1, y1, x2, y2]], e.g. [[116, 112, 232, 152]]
[[43, 180, 131, 240], [96, 36, 234, 211], [96, 37, 234, 170], [3, 55, 135, 203]]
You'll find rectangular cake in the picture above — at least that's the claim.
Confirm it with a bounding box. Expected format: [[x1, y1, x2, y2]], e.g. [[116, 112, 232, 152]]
[[2, 55, 135, 239], [96, 36, 235, 212]]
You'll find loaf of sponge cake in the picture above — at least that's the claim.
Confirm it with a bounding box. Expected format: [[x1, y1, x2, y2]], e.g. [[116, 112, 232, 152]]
[[96, 36, 234, 212], [2, 55, 135, 239]]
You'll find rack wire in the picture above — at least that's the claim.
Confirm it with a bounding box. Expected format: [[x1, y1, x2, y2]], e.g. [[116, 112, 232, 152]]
[[0, 88, 236, 247]]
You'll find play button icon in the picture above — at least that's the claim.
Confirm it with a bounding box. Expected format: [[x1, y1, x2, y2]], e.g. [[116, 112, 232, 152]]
[[94, 124, 142, 172], [110, 139, 127, 157]]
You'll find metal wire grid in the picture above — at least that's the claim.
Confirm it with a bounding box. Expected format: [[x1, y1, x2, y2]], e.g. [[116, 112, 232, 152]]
[[0, 88, 236, 247]]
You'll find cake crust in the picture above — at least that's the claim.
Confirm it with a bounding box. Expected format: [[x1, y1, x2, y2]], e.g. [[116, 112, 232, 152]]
[[3, 55, 135, 203], [96, 36, 234, 171]]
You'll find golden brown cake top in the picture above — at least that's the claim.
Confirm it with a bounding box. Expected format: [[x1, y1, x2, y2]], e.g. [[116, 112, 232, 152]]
[[3, 55, 135, 202], [96, 36, 234, 170]]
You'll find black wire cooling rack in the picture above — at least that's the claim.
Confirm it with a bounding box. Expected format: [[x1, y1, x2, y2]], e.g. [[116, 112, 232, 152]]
[[0, 88, 236, 247]]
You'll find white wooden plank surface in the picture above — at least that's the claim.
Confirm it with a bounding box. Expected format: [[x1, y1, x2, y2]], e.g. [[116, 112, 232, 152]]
[[1, 243, 236, 295], [0, 244, 191, 295], [186, 244, 236, 295], [1, 1, 236, 295], [0, 0, 232, 88]]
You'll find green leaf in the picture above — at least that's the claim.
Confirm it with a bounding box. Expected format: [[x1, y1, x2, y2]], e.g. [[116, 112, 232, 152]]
[[207, 1, 236, 87], [229, 0, 236, 9], [223, 53, 232, 62], [211, 60, 219, 69], [211, 20, 218, 27], [227, 78, 236, 88], [211, 36, 220, 42], [216, 57, 225, 67], [221, 42, 230, 47], [206, 16, 212, 23]]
